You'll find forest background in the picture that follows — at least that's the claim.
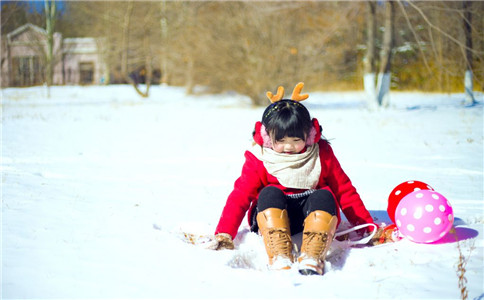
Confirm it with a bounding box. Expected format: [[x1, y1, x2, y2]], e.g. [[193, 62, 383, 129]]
[[2, 1, 483, 106]]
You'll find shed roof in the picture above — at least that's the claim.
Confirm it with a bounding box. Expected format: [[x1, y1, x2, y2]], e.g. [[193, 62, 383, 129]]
[[7, 23, 47, 43]]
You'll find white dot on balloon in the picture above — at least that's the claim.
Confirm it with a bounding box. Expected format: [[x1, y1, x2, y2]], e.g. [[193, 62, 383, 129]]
[[427, 185, 433, 190], [425, 204, 434, 212], [434, 218, 442, 225], [396, 220, 402, 227], [432, 194, 439, 200], [414, 187, 421, 191], [407, 224, 415, 232], [400, 208, 407, 216], [395, 190, 401, 196], [439, 205, 445, 212], [408, 181, 414, 184], [440, 232, 446, 238], [423, 227, 432, 233], [416, 193, 424, 198], [413, 207, 423, 219], [448, 214, 453, 221]]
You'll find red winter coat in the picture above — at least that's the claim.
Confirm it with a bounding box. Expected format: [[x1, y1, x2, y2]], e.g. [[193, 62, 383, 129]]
[[215, 140, 374, 238]]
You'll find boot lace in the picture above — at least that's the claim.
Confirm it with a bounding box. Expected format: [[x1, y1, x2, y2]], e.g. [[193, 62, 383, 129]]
[[302, 231, 329, 259], [267, 229, 293, 259]]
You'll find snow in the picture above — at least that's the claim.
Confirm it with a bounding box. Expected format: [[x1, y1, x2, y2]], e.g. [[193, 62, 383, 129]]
[[1, 85, 483, 299]]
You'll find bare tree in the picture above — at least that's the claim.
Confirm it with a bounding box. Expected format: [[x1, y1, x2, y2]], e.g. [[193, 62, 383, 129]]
[[180, 2, 204, 95], [44, 0, 56, 92], [463, 1, 476, 106], [376, 0, 395, 107], [188, 1, 361, 105], [117, 1, 153, 97], [159, 1, 169, 85], [63, 2, 160, 96], [1, 2, 28, 35], [15, 1, 481, 101], [399, 0, 483, 103], [364, 0, 394, 108], [120, 1, 133, 82], [364, 1, 377, 109]]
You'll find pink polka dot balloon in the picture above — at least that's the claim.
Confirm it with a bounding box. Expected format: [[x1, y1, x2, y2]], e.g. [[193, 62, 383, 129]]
[[387, 180, 434, 224], [395, 190, 454, 244]]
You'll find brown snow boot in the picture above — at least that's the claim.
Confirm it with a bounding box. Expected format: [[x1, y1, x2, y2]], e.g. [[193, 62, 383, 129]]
[[256, 208, 294, 270], [298, 210, 338, 275]]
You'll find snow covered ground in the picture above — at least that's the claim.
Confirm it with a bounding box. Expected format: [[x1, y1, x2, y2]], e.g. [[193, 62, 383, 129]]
[[1, 85, 483, 299]]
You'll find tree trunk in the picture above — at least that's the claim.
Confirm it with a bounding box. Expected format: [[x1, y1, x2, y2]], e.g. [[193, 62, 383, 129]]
[[183, 3, 198, 95], [185, 56, 194, 95], [463, 1, 476, 106], [435, 8, 444, 92], [127, 27, 152, 98], [119, 1, 151, 98], [144, 29, 153, 95], [44, 0, 56, 96], [160, 1, 169, 85], [364, 1, 377, 109], [131, 27, 152, 98], [121, 1, 133, 80], [376, 0, 394, 108]]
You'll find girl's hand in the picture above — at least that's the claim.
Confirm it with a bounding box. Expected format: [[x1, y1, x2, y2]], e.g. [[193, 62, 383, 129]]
[[370, 224, 401, 246], [215, 233, 235, 250], [359, 222, 379, 237]]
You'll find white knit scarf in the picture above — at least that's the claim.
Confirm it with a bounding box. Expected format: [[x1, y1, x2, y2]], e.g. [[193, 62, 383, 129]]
[[249, 143, 321, 189]]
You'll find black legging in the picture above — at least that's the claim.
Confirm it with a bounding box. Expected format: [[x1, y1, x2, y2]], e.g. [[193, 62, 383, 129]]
[[251, 186, 337, 234]]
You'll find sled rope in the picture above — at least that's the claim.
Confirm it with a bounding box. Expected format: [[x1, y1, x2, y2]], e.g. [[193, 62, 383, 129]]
[[334, 223, 378, 246]]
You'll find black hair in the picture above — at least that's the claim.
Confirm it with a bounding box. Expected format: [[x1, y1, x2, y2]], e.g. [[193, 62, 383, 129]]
[[261, 99, 312, 143]]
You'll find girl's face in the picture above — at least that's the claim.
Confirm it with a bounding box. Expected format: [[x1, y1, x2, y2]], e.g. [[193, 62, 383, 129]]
[[272, 136, 306, 154]]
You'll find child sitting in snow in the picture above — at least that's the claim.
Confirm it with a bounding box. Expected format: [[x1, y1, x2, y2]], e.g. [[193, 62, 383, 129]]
[[214, 82, 375, 275]]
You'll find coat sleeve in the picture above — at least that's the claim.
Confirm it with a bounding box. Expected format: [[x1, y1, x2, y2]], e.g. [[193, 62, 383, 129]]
[[321, 141, 374, 226], [215, 151, 264, 238]]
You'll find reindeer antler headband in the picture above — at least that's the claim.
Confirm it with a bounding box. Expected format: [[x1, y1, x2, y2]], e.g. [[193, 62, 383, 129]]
[[254, 82, 322, 148], [266, 82, 309, 103], [263, 82, 309, 119]]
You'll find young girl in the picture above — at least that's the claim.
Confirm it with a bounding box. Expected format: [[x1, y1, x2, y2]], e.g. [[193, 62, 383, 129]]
[[214, 83, 375, 275]]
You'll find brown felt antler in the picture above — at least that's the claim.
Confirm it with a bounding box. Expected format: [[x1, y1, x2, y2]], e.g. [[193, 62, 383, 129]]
[[266, 82, 309, 103], [291, 82, 309, 101], [266, 86, 285, 103]]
